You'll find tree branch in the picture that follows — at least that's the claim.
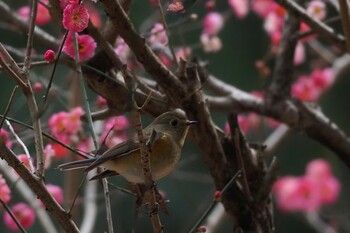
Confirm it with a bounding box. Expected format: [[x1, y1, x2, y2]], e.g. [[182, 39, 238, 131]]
[[0, 139, 79, 233]]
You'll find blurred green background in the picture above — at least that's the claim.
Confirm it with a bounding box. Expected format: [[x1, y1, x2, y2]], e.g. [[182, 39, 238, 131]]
[[1, 0, 350, 232]]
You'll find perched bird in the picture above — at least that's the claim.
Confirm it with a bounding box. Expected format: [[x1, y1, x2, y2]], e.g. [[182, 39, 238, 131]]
[[58, 109, 196, 183]]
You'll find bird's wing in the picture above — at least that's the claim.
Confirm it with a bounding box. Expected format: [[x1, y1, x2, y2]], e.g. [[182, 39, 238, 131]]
[[58, 158, 96, 171], [89, 170, 119, 180], [84, 130, 164, 172]]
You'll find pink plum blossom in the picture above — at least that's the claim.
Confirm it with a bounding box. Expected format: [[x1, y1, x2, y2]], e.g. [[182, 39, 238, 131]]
[[156, 52, 173, 68], [167, 1, 184, 12], [306, 159, 340, 204], [87, 5, 101, 28], [202, 12, 224, 36], [100, 116, 130, 148], [224, 113, 260, 134], [306, 159, 332, 179], [175, 47, 192, 61], [310, 68, 334, 90], [63, 32, 96, 61], [33, 82, 43, 93], [43, 144, 55, 168], [51, 143, 69, 159], [274, 176, 322, 212], [97, 96, 107, 107], [0, 129, 12, 149], [17, 154, 34, 172], [200, 34, 222, 53], [62, 4, 89, 32], [44, 49, 55, 62], [76, 137, 93, 156], [205, 1, 216, 10], [48, 107, 84, 142], [307, 0, 326, 20], [3, 203, 35, 231], [59, 0, 79, 9], [149, 23, 168, 46], [292, 68, 334, 101], [292, 76, 321, 101], [294, 42, 305, 65], [264, 12, 283, 35], [273, 159, 341, 213], [46, 184, 64, 205], [17, 1, 51, 26], [0, 175, 11, 207], [228, 0, 249, 19], [115, 37, 131, 63], [251, 0, 277, 18]]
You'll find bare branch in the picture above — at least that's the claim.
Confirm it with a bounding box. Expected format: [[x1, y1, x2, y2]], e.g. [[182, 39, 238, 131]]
[[267, 9, 300, 103]]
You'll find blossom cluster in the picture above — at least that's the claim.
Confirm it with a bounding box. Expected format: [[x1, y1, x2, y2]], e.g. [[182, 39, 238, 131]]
[[0, 100, 131, 230], [273, 159, 340, 212], [292, 68, 334, 101], [61, 0, 97, 61]]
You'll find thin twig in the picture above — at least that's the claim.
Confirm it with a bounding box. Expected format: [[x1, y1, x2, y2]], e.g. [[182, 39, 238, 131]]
[[267, 6, 300, 103], [157, 0, 178, 65], [22, 0, 38, 75], [188, 171, 241, 233], [0, 85, 18, 129], [68, 174, 88, 214], [233, 129, 252, 201], [0, 45, 27, 88], [42, 31, 69, 106], [72, 32, 114, 233]]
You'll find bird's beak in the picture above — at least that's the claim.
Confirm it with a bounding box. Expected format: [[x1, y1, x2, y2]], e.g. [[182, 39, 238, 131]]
[[185, 120, 198, 125]]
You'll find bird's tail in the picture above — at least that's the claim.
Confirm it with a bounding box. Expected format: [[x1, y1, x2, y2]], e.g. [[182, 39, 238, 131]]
[[57, 158, 97, 171]]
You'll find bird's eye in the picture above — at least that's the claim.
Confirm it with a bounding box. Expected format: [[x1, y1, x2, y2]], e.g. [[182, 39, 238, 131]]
[[170, 119, 179, 127]]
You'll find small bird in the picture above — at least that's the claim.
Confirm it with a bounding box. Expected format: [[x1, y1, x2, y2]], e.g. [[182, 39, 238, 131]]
[[58, 109, 196, 183]]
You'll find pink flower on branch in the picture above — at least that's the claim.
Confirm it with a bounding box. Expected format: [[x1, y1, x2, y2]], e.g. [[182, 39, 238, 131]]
[[39, 184, 64, 207], [149, 23, 168, 46], [200, 34, 222, 53], [48, 107, 84, 142], [63, 32, 96, 61], [273, 159, 341, 213], [292, 68, 334, 101], [202, 12, 224, 36], [310, 68, 334, 90], [0, 129, 12, 149], [228, 0, 249, 19], [62, 4, 89, 32], [167, 1, 184, 12], [17, 1, 51, 26], [307, 0, 326, 20], [59, 0, 79, 9], [100, 116, 129, 148], [3, 203, 35, 231], [0, 175, 11, 207], [44, 49, 55, 62]]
